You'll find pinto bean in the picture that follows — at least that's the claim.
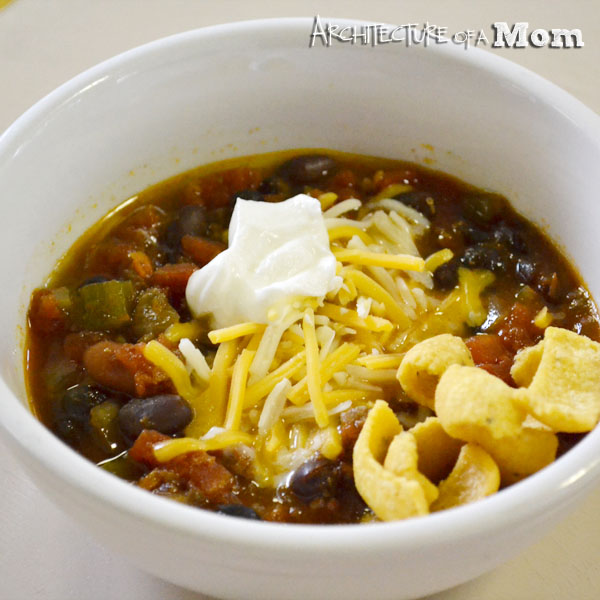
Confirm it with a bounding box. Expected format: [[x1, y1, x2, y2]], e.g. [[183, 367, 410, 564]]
[[83, 341, 172, 397]]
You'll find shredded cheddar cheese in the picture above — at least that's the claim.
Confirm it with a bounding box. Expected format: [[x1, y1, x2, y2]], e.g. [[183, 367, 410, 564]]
[[243, 352, 305, 409], [203, 339, 238, 428], [153, 431, 255, 462], [142, 340, 195, 402], [534, 306, 553, 329], [424, 248, 454, 273], [356, 353, 405, 369], [318, 191, 338, 211], [224, 349, 255, 430], [328, 225, 374, 245], [319, 302, 394, 332], [302, 308, 329, 428], [209, 322, 266, 344], [333, 248, 426, 272], [150, 194, 498, 492], [163, 320, 204, 343], [287, 342, 362, 406], [345, 269, 410, 327]]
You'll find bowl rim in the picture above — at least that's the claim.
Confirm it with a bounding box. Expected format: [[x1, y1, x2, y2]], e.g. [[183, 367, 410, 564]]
[[2, 16, 600, 555]]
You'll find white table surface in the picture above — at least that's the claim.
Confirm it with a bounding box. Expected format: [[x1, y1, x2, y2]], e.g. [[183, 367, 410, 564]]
[[1, 1, 599, 598]]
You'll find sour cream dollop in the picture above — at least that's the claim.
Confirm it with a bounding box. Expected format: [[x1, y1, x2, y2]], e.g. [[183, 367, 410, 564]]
[[185, 194, 341, 328]]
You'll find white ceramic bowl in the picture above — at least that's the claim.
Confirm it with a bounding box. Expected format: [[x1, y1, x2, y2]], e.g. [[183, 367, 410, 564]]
[[1, 18, 600, 600]]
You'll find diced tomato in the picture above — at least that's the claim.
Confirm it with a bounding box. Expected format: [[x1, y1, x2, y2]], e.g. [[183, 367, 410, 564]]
[[121, 205, 164, 230], [182, 181, 208, 207], [169, 452, 236, 503], [466, 333, 507, 365], [181, 235, 226, 266], [85, 240, 133, 277], [466, 334, 515, 384], [151, 263, 197, 301], [130, 430, 236, 503], [337, 187, 359, 201], [329, 169, 358, 190], [129, 429, 171, 466], [63, 331, 107, 363], [374, 168, 418, 191], [496, 302, 543, 354], [182, 167, 262, 208], [28, 290, 67, 336]]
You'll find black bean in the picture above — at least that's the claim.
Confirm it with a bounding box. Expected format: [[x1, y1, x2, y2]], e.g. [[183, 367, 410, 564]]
[[257, 177, 283, 196], [164, 205, 208, 258], [276, 155, 336, 184], [516, 259, 563, 303], [461, 244, 507, 273], [433, 259, 460, 290], [459, 221, 489, 244], [493, 224, 528, 254], [463, 193, 506, 225], [232, 189, 265, 204], [118, 394, 193, 440], [393, 191, 435, 219], [515, 257, 536, 284], [289, 457, 338, 503], [53, 385, 110, 445], [556, 432, 586, 458], [79, 276, 110, 289], [216, 505, 262, 520]]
